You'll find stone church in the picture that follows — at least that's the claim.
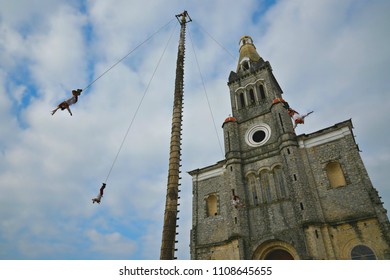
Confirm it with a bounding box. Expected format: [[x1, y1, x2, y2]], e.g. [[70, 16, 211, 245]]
[[189, 36, 390, 260]]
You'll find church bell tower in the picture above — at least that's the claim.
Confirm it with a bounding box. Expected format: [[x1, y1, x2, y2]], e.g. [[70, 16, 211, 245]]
[[225, 35, 296, 159], [189, 36, 390, 260]]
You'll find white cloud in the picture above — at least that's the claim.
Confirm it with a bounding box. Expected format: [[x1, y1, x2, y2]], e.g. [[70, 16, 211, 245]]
[[86, 229, 137, 259]]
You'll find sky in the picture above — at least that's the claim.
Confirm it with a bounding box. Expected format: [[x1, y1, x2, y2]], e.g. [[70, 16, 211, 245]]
[[0, 0, 389, 260]]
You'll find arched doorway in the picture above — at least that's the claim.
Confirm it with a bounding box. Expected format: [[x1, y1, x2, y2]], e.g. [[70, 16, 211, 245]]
[[252, 240, 299, 260], [264, 249, 294, 260]]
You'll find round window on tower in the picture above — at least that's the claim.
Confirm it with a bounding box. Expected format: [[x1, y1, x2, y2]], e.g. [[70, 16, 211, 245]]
[[245, 124, 271, 147]]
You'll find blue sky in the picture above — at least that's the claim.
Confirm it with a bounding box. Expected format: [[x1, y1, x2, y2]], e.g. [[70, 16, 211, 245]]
[[0, 0, 389, 260]]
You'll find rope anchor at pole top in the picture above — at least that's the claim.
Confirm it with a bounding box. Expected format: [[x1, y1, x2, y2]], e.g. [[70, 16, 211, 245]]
[[175, 10, 192, 24]]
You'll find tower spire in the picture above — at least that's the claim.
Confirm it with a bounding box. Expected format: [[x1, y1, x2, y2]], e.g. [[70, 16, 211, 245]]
[[236, 35, 261, 72], [160, 11, 191, 260]]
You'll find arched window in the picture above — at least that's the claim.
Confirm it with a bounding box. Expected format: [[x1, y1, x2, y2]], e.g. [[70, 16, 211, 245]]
[[259, 84, 266, 100], [273, 166, 287, 199], [206, 194, 218, 217], [351, 245, 376, 260], [247, 175, 259, 206], [241, 60, 250, 70], [238, 92, 245, 109], [326, 161, 346, 188], [260, 170, 272, 203], [249, 88, 255, 105]]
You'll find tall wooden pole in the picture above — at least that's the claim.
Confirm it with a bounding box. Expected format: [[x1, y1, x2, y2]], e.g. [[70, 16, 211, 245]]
[[160, 11, 191, 260]]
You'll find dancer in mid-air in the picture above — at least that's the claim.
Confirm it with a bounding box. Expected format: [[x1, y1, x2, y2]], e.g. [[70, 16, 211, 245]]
[[287, 108, 314, 129], [232, 195, 243, 208], [92, 183, 106, 204], [51, 89, 82, 116], [273, 98, 313, 129]]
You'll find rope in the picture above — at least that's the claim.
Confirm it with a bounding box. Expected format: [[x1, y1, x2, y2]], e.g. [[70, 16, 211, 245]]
[[187, 28, 224, 158], [82, 18, 176, 92], [103, 21, 179, 183]]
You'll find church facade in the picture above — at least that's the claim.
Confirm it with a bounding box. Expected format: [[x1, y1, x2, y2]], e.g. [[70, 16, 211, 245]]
[[189, 36, 390, 260]]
